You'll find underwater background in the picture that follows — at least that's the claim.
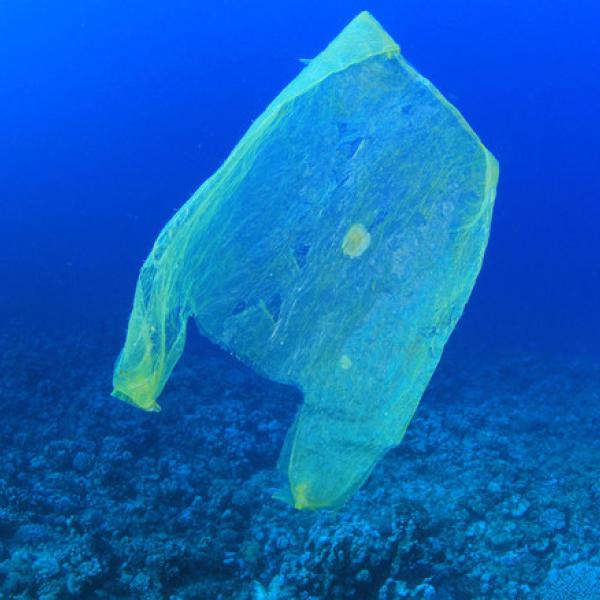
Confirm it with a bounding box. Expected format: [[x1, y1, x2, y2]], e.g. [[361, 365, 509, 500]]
[[0, 1, 598, 598]]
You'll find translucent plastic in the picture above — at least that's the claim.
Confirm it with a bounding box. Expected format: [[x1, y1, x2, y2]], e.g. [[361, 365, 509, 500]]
[[113, 12, 498, 509]]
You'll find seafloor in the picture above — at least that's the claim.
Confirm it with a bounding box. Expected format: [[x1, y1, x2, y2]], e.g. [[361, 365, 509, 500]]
[[0, 330, 598, 600]]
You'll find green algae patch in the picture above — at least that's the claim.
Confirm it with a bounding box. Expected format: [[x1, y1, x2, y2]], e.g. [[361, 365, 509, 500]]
[[113, 11, 498, 509]]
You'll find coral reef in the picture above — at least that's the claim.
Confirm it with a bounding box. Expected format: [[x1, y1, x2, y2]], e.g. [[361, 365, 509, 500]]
[[0, 331, 598, 598]]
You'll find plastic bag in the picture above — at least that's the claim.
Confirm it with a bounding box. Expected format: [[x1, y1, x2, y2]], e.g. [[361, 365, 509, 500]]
[[113, 12, 498, 509]]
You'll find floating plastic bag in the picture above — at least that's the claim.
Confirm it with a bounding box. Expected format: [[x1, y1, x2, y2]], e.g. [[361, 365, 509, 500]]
[[113, 12, 498, 509]]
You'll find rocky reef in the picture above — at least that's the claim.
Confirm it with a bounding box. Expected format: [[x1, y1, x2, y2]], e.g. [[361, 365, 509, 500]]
[[0, 331, 598, 599]]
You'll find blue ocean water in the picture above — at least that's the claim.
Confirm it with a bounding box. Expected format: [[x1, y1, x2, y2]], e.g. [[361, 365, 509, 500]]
[[0, 2, 599, 599]]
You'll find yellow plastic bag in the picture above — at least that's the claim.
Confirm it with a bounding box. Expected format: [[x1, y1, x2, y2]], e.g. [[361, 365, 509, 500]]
[[113, 12, 498, 509]]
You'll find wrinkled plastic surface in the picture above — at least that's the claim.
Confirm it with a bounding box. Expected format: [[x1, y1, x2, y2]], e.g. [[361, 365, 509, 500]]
[[113, 12, 498, 509]]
